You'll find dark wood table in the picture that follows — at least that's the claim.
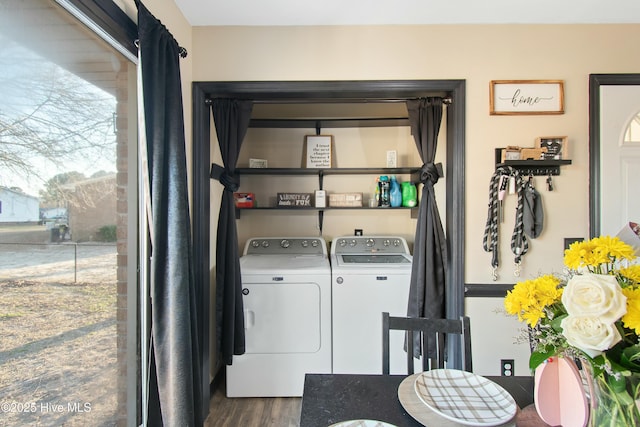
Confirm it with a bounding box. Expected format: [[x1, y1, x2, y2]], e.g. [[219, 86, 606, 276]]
[[300, 373, 536, 427]]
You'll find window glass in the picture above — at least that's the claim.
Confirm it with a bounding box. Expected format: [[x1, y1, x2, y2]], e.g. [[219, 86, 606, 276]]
[[0, 1, 133, 425], [624, 111, 640, 143]]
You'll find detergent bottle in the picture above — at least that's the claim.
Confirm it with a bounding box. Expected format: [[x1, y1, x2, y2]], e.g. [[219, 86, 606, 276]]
[[389, 176, 402, 207], [378, 176, 390, 207], [401, 182, 417, 207]]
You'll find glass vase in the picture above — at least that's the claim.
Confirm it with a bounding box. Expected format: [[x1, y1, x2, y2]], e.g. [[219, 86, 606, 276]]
[[588, 371, 640, 427]]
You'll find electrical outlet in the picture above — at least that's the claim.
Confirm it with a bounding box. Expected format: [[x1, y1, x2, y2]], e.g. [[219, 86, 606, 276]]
[[500, 359, 514, 376], [354, 229, 363, 236]]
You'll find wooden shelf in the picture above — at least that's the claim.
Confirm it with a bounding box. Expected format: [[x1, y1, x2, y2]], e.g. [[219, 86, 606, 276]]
[[235, 205, 419, 220], [237, 167, 420, 176]]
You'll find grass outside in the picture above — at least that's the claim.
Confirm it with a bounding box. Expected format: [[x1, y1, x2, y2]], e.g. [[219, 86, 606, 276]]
[[0, 225, 118, 426]]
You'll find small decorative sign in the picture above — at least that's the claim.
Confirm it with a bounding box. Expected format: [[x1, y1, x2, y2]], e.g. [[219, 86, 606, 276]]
[[328, 193, 363, 207], [490, 80, 564, 115], [277, 193, 312, 207], [249, 158, 268, 168], [536, 136, 569, 160], [305, 135, 332, 168]]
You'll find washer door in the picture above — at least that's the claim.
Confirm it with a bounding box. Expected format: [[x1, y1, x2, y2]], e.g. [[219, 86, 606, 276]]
[[242, 282, 321, 354]]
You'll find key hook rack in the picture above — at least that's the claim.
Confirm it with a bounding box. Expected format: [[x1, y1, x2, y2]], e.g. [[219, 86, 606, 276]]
[[494, 148, 571, 176]]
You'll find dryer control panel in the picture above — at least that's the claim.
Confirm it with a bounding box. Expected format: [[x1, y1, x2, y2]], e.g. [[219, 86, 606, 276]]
[[243, 237, 327, 256], [331, 236, 410, 255]]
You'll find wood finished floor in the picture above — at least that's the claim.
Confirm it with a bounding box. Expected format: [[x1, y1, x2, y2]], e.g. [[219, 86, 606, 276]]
[[204, 377, 302, 427]]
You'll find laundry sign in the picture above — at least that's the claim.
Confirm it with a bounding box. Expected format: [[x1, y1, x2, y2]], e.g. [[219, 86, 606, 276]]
[[277, 193, 312, 207], [490, 80, 564, 115]]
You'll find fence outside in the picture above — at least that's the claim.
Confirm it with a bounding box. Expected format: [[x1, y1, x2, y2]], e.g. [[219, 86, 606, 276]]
[[0, 242, 117, 284]]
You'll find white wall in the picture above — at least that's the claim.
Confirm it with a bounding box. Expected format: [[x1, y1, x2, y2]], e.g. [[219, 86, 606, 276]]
[[0, 189, 39, 223]]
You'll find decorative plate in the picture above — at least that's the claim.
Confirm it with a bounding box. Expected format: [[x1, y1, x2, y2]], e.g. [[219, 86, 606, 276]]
[[329, 420, 397, 427], [413, 369, 517, 426]]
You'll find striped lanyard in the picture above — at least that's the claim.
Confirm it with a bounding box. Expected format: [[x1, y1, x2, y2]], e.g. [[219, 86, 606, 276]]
[[482, 166, 529, 280]]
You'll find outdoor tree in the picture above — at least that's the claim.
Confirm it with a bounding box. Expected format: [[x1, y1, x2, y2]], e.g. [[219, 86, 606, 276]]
[[39, 170, 116, 210], [39, 171, 86, 208], [0, 37, 117, 194]]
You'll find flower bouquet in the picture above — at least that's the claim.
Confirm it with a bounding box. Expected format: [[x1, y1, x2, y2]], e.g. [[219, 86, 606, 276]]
[[504, 236, 640, 426]]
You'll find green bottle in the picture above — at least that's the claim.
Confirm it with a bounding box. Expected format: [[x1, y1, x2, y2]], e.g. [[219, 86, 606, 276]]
[[401, 182, 417, 207]]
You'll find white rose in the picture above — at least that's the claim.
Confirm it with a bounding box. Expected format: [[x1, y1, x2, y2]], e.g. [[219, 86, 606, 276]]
[[561, 273, 626, 323], [560, 315, 622, 357]]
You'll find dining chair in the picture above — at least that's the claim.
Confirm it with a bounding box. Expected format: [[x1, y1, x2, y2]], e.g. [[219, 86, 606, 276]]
[[382, 312, 472, 374]]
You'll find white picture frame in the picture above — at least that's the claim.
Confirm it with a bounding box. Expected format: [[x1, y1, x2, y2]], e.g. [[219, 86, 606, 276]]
[[305, 135, 332, 168]]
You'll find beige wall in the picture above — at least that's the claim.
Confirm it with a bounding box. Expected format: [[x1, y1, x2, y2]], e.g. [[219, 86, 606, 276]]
[[191, 24, 640, 282], [190, 24, 640, 375], [125, 8, 640, 377]]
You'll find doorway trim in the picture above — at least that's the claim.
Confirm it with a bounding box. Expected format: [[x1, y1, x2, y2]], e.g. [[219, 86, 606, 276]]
[[589, 74, 640, 237], [192, 79, 466, 418]]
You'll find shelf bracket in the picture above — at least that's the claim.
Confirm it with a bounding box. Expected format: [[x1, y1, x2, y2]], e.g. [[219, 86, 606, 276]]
[[315, 120, 321, 136], [318, 210, 324, 234], [494, 148, 571, 176]]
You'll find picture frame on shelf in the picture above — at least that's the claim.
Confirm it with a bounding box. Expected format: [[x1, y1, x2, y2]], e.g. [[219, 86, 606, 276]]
[[500, 146, 522, 162], [249, 158, 268, 168], [305, 135, 332, 168], [490, 80, 564, 115], [535, 136, 568, 160]]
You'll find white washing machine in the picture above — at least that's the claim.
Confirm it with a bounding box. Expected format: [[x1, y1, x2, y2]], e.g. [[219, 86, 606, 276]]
[[331, 235, 413, 375], [226, 237, 332, 397]]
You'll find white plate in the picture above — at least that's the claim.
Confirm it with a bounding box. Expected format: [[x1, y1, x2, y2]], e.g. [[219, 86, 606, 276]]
[[413, 369, 517, 426], [329, 420, 397, 427]]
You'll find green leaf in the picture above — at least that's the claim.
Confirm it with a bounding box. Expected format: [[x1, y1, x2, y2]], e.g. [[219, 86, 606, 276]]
[[608, 373, 628, 394], [591, 355, 606, 377], [621, 345, 640, 371], [550, 313, 567, 332], [530, 349, 555, 371]]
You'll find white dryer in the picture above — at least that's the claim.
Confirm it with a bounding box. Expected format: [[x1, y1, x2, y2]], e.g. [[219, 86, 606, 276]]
[[331, 235, 413, 375], [226, 237, 332, 397]]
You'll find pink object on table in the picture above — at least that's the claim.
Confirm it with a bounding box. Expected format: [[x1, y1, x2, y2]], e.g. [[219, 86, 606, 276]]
[[534, 356, 589, 427]]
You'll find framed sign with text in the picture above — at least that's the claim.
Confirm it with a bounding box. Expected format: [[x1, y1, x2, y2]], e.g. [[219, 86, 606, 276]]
[[305, 135, 332, 168], [490, 80, 564, 115]]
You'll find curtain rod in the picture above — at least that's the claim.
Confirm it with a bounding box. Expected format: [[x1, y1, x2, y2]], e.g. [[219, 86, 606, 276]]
[[133, 39, 187, 58], [244, 97, 452, 105], [134, 0, 187, 58]]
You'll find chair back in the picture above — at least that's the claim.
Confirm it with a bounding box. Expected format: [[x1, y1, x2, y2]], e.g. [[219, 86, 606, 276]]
[[382, 312, 472, 374]]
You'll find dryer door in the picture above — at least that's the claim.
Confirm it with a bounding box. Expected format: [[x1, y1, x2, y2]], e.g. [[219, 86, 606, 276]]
[[242, 281, 321, 354]]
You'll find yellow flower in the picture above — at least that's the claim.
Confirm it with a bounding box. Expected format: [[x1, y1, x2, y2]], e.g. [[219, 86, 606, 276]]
[[564, 240, 599, 269], [564, 236, 636, 271], [593, 236, 635, 262], [621, 265, 640, 284], [504, 275, 562, 327], [622, 287, 640, 334]]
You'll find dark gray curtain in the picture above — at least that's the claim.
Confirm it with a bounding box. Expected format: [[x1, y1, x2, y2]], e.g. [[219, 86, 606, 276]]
[[210, 99, 253, 365], [406, 98, 447, 355], [137, 2, 202, 425]]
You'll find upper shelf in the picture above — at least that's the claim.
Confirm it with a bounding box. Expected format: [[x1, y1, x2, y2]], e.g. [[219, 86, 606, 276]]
[[237, 167, 420, 176], [249, 117, 410, 129]]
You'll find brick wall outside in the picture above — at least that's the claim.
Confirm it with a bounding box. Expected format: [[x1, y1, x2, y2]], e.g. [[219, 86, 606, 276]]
[[67, 176, 117, 242], [115, 66, 131, 427]]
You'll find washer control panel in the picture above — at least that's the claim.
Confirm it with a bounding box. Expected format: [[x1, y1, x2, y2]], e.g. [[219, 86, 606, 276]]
[[331, 236, 410, 255], [243, 237, 326, 256]]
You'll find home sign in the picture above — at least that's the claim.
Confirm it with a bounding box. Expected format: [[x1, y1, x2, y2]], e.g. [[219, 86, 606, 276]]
[[490, 80, 564, 115]]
